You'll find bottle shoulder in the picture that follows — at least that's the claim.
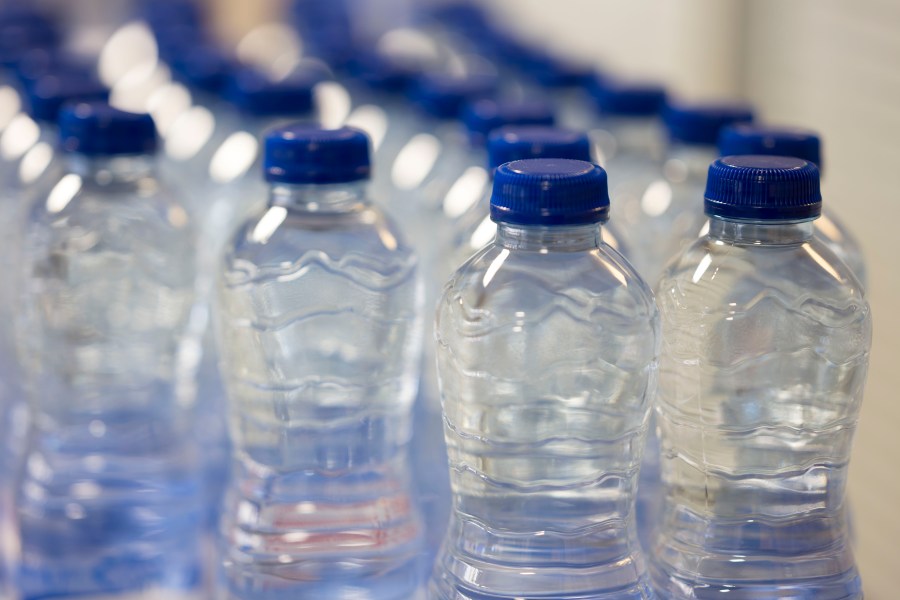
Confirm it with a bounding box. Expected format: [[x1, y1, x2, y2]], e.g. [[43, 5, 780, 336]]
[[658, 234, 871, 332], [223, 203, 417, 288], [28, 175, 195, 241], [439, 242, 659, 329]]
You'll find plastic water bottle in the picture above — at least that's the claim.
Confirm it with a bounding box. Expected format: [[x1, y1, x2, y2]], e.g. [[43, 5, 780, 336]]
[[613, 101, 753, 285], [448, 125, 630, 274], [431, 158, 660, 599], [215, 125, 424, 599], [717, 124, 867, 287], [652, 156, 870, 599], [16, 103, 205, 599], [589, 79, 667, 174]]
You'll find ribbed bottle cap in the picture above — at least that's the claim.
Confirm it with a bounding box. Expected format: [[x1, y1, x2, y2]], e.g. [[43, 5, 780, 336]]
[[409, 73, 497, 119], [490, 158, 609, 225], [462, 98, 555, 145], [488, 126, 591, 170], [264, 125, 371, 184], [27, 74, 108, 123], [705, 155, 821, 220], [59, 102, 158, 156], [592, 79, 667, 117], [664, 102, 754, 145], [226, 68, 316, 118], [717, 124, 822, 173]]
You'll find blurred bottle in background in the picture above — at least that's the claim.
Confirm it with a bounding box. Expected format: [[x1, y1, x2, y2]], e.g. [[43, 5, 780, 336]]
[[16, 103, 205, 599], [717, 124, 867, 288], [653, 156, 869, 599], [215, 125, 424, 599], [432, 158, 659, 599], [612, 101, 753, 286]]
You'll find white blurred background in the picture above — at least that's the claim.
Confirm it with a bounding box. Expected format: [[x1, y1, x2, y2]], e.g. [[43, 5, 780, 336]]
[[212, 1, 900, 596]]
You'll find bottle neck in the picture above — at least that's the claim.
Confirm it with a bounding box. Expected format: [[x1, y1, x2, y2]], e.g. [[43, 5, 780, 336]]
[[64, 153, 157, 184], [664, 142, 718, 183], [593, 115, 662, 161], [268, 181, 370, 213], [496, 222, 602, 252], [707, 216, 816, 245]]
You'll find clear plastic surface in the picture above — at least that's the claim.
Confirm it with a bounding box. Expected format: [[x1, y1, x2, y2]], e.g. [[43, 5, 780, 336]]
[[431, 222, 659, 599], [652, 217, 870, 599], [215, 182, 424, 599]]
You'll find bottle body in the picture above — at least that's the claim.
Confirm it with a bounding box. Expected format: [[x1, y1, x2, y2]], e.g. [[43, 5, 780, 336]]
[[652, 218, 869, 599], [17, 156, 205, 598], [216, 183, 424, 599], [431, 224, 659, 600]]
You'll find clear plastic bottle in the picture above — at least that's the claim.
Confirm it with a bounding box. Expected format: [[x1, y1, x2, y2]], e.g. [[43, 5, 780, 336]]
[[652, 156, 870, 599], [431, 158, 659, 599], [717, 124, 867, 288], [16, 103, 205, 599], [447, 125, 630, 276], [614, 101, 754, 285], [215, 126, 424, 599], [413, 124, 592, 567]]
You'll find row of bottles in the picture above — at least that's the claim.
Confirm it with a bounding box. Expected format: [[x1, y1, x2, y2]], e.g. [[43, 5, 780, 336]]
[[0, 0, 871, 599]]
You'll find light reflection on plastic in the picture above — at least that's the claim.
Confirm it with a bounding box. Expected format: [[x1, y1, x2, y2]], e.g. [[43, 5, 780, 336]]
[[166, 106, 216, 161], [19, 142, 54, 185], [602, 227, 620, 251], [238, 23, 303, 80], [392, 133, 441, 190], [110, 64, 172, 113], [698, 220, 710, 237], [98, 22, 159, 88], [691, 253, 712, 284], [315, 82, 352, 129], [345, 105, 388, 151], [640, 180, 673, 217], [815, 213, 842, 243], [443, 167, 489, 218], [0, 114, 40, 161], [209, 131, 259, 184], [0, 86, 21, 132], [482, 248, 509, 288], [47, 174, 83, 214], [469, 216, 496, 250], [376, 225, 398, 251], [802, 243, 842, 282], [147, 82, 193, 138], [663, 158, 688, 183], [251, 206, 287, 244]]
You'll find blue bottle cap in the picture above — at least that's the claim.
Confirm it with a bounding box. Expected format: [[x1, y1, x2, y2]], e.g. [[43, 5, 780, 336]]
[[225, 68, 316, 118], [137, 0, 204, 30], [488, 126, 591, 170], [0, 22, 59, 68], [409, 73, 497, 119], [717, 124, 822, 173], [27, 74, 108, 123], [264, 125, 371, 184], [490, 158, 609, 225], [591, 79, 667, 117], [462, 99, 555, 145], [705, 155, 821, 221], [168, 45, 238, 95], [664, 102, 754, 146], [14, 48, 95, 85], [529, 55, 595, 88], [59, 102, 158, 156]]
